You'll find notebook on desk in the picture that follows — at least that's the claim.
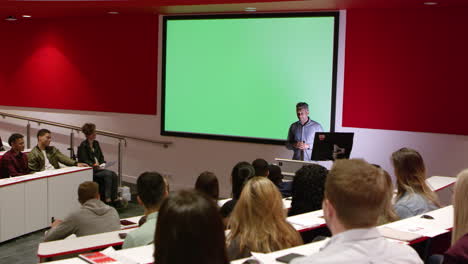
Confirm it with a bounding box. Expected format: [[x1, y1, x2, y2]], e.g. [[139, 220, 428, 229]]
[[378, 227, 423, 242]]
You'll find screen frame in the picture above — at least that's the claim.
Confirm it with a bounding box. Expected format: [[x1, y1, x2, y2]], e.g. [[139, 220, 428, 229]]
[[161, 12, 339, 145]]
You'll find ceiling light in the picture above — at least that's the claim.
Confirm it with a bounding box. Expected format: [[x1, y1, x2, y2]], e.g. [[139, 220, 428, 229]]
[[22, 15, 32, 18], [424, 2, 438, 5], [245, 7, 257, 12], [5, 16, 17, 21], [107, 11, 119, 15]]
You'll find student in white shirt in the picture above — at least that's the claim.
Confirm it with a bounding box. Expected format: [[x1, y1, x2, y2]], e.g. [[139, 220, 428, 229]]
[[292, 159, 423, 264]]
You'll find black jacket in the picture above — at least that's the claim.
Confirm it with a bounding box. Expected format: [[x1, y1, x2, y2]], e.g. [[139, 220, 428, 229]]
[[77, 140, 106, 166]]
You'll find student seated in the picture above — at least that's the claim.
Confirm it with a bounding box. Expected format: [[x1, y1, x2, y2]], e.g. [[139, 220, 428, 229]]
[[122, 172, 168, 249], [291, 159, 422, 264], [78, 123, 119, 206], [154, 190, 228, 264], [0, 133, 30, 178], [391, 148, 440, 219], [252, 158, 269, 177], [442, 169, 468, 264], [288, 164, 328, 217], [227, 177, 303, 260], [44, 181, 120, 241], [268, 164, 292, 197], [195, 171, 219, 201], [28, 129, 88, 172], [219, 162, 255, 220]]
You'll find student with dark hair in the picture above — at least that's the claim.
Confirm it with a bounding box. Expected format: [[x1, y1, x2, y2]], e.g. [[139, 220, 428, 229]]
[[195, 171, 219, 201], [0, 133, 30, 178], [268, 164, 292, 197], [44, 181, 120, 242], [391, 148, 440, 219], [220, 162, 255, 219], [78, 123, 119, 206], [28, 129, 88, 172], [154, 190, 228, 264], [289, 164, 328, 216], [123, 172, 168, 248], [252, 158, 269, 177]]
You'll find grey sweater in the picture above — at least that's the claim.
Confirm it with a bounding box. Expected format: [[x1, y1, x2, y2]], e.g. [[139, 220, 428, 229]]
[[44, 199, 120, 242]]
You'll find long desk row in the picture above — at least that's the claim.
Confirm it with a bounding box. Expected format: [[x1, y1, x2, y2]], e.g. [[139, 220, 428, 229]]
[[0, 167, 93, 243], [40, 205, 453, 264], [38, 177, 455, 262]]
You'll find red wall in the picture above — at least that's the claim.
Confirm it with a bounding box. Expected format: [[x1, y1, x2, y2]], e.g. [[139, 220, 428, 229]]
[[344, 8, 468, 135], [0, 15, 158, 115]]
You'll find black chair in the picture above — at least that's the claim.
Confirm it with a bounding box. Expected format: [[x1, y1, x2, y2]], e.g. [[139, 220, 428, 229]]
[[426, 254, 444, 264]]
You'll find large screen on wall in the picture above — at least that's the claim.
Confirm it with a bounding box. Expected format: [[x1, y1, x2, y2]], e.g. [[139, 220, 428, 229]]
[[161, 13, 339, 144]]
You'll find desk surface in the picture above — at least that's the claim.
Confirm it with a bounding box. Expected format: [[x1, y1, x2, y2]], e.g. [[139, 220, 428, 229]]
[[218, 198, 292, 210], [0, 167, 92, 188], [427, 176, 456, 192], [379, 205, 453, 244], [38, 227, 136, 258]]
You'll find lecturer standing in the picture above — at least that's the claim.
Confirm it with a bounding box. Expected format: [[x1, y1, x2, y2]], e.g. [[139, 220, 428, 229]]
[[286, 102, 323, 161]]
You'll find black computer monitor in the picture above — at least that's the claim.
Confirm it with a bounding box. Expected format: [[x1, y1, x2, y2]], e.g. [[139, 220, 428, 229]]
[[311, 132, 354, 161]]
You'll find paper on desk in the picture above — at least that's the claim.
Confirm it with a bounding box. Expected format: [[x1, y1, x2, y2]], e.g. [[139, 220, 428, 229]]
[[378, 227, 423, 242], [387, 220, 448, 238], [102, 247, 140, 264], [251, 252, 276, 264], [287, 214, 324, 229]]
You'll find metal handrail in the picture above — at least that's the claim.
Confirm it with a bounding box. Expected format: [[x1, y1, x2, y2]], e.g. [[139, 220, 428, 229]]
[[0, 111, 172, 187], [0, 112, 172, 146]]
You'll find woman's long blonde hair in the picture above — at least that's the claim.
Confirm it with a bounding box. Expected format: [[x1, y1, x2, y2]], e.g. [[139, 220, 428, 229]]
[[391, 148, 440, 207], [452, 169, 468, 245], [227, 177, 302, 253], [377, 169, 399, 225]]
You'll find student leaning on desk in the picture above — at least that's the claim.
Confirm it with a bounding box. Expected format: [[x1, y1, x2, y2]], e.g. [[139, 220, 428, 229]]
[[28, 129, 88, 172]]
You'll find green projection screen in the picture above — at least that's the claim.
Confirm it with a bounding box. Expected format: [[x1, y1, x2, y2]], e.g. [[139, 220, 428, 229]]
[[162, 13, 339, 144]]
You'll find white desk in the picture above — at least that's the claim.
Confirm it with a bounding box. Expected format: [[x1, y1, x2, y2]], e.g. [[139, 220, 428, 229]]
[[0, 167, 92, 243], [218, 198, 292, 210], [120, 215, 143, 230], [275, 158, 333, 177], [378, 205, 453, 244], [427, 176, 456, 192], [231, 240, 327, 264], [38, 228, 136, 261], [287, 210, 326, 232]]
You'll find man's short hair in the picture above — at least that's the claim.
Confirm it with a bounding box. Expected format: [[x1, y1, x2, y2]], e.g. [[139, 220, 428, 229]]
[[252, 158, 269, 177], [37, 129, 51, 138], [325, 159, 386, 229], [296, 102, 309, 110], [78, 181, 99, 204], [8, 133, 24, 146], [137, 172, 166, 208], [81, 123, 96, 137]]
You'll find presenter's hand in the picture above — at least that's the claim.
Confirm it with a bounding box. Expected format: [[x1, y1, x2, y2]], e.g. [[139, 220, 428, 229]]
[[51, 219, 63, 228], [302, 143, 310, 150], [293, 142, 303, 149], [77, 163, 90, 167]]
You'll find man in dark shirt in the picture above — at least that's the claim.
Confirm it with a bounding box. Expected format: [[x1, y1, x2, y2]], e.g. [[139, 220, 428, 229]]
[[0, 133, 30, 178]]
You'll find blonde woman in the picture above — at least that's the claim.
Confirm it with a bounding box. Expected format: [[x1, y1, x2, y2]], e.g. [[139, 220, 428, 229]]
[[391, 148, 440, 219], [377, 169, 399, 225], [443, 169, 468, 264], [226, 177, 303, 260]]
